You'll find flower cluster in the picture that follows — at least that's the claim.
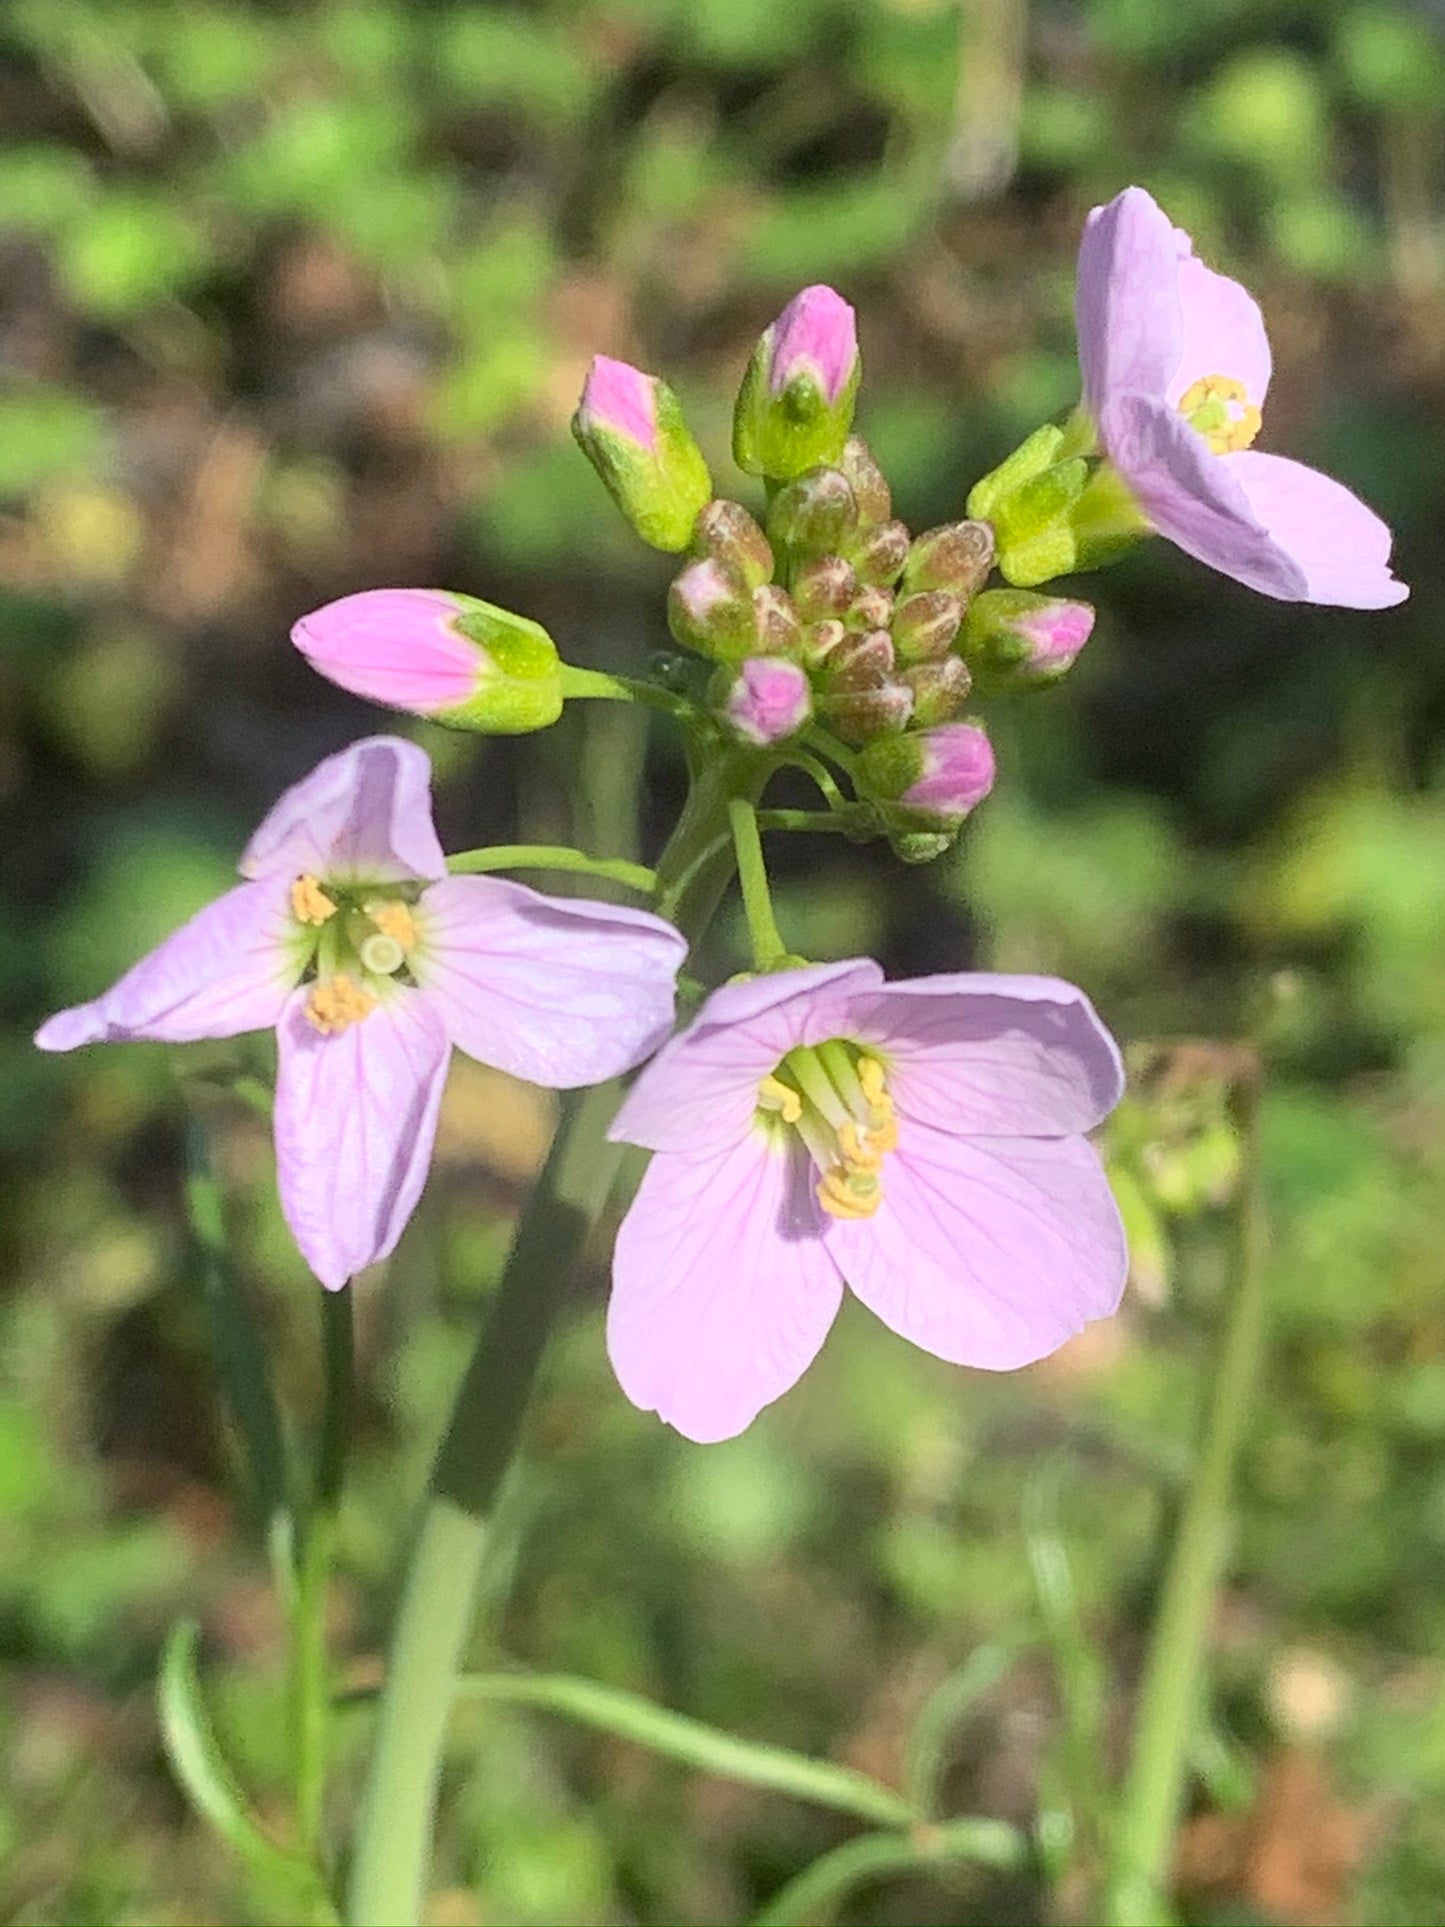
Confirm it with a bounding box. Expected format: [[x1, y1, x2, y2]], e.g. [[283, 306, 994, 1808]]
[[36, 184, 1407, 1441]]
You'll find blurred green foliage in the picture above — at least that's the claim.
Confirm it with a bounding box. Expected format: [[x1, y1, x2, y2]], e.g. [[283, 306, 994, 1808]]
[[2, 0, 1443, 1921]]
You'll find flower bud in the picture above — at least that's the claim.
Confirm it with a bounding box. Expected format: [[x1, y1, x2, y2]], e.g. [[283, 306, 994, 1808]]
[[901, 653, 971, 726], [858, 722, 995, 826], [846, 518, 911, 587], [801, 617, 847, 669], [820, 680, 914, 745], [691, 498, 774, 589], [667, 558, 755, 659], [961, 588, 1095, 686], [572, 355, 712, 552], [892, 590, 963, 662], [291, 588, 563, 734], [846, 585, 894, 632], [793, 555, 858, 621], [719, 656, 812, 746], [901, 520, 996, 598], [839, 435, 891, 525], [766, 466, 857, 558], [733, 285, 861, 481], [752, 583, 803, 657], [820, 628, 894, 692]]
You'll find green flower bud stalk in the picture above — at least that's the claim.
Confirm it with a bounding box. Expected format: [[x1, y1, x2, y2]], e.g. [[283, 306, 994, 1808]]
[[691, 499, 775, 588], [733, 286, 861, 481], [573, 356, 712, 552]]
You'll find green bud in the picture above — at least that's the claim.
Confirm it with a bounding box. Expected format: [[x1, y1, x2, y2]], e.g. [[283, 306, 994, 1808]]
[[691, 498, 775, 588], [733, 286, 861, 481], [839, 435, 892, 525], [445, 597, 565, 732], [573, 356, 712, 552], [766, 466, 857, 558]]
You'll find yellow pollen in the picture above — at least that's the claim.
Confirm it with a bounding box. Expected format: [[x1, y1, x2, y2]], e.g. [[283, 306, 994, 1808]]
[[365, 900, 417, 951], [291, 874, 336, 926], [817, 1164, 881, 1220], [1177, 373, 1262, 455], [304, 973, 378, 1035], [757, 1073, 803, 1123]]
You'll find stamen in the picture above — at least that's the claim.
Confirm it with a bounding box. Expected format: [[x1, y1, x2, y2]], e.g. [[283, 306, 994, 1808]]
[[305, 973, 377, 1035], [1177, 374, 1262, 455], [757, 1073, 803, 1123], [817, 1163, 881, 1220], [291, 874, 337, 926], [365, 901, 417, 951], [761, 1041, 901, 1221]]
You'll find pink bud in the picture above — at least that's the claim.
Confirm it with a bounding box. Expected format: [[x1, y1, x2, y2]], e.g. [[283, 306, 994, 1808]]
[[575, 354, 658, 452], [723, 658, 812, 746], [1013, 598, 1095, 672], [767, 286, 858, 403], [902, 724, 996, 821], [292, 588, 487, 714], [960, 588, 1095, 685]]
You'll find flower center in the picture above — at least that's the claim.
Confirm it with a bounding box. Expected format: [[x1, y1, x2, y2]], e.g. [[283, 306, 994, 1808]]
[[291, 875, 420, 1034], [1177, 374, 1261, 456], [757, 1039, 898, 1220]]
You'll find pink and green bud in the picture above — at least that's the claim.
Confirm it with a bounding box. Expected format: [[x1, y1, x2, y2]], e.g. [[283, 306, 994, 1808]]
[[733, 286, 861, 481], [572, 355, 712, 552], [801, 617, 847, 668], [892, 590, 964, 663], [900, 519, 996, 598], [847, 517, 912, 586], [752, 583, 803, 657], [765, 465, 857, 557], [691, 499, 774, 588], [820, 627, 894, 693], [667, 558, 755, 659], [291, 588, 563, 734], [901, 653, 971, 726], [846, 584, 894, 632], [820, 680, 914, 746], [859, 722, 996, 827], [719, 657, 812, 746], [793, 555, 858, 621], [961, 588, 1095, 686], [839, 436, 892, 525]]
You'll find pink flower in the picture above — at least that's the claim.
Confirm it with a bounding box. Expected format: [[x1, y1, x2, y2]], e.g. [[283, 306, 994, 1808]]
[[37, 738, 687, 1290], [1077, 186, 1406, 609], [767, 285, 859, 403], [606, 961, 1126, 1442], [576, 355, 658, 453], [723, 658, 812, 746]]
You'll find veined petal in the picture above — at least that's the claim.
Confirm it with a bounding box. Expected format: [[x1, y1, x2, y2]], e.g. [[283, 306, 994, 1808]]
[[413, 876, 687, 1087], [831, 1124, 1126, 1371], [1167, 251, 1271, 412], [1076, 187, 1183, 416], [609, 959, 884, 1157], [608, 1132, 844, 1442], [273, 985, 449, 1290], [842, 972, 1124, 1136], [35, 880, 295, 1049], [1102, 393, 1307, 599], [1222, 450, 1408, 609], [240, 736, 445, 885]]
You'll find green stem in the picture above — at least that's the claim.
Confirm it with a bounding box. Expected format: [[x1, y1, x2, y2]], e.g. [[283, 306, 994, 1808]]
[[1104, 1071, 1268, 1923], [751, 1817, 1027, 1927], [729, 796, 788, 968], [757, 806, 875, 837], [446, 843, 656, 896], [294, 1289, 353, 1860], [345, 750, 769, 1927], [558, 662, 700, 722]]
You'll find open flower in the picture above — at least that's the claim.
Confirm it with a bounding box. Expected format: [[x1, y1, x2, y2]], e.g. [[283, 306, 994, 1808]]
[[37, 737, 687, 1289], [606, 960, 1126, 1442], [1077, 186, 1406, 608]]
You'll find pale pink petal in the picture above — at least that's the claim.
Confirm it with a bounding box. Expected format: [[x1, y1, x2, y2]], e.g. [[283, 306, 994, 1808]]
[[842, 973, 1123, 1136], [35, 880, 296, 1049], [1221, 450, 1408, 609], [767, 286, 859, 402], [609, 959, 884, 1157], [1102, 393, 1307, 599], [412, 876, 686, 1087], [291, 589, 482, 715], [240, 737, 445, 885], [1166, 252, 1272, 411], [831, 1125, 1127, 1370], [273, 985, 450, 1290], [576, 356, 659, 453], [1075, 187, 1183, 416], [608, 1133, 845, 1442]]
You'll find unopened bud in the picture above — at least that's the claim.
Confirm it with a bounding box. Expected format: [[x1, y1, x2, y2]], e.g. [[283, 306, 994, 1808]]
[[291, 587, 563, 734], [802, 618, 847, 668], [766, 466, 857, 558], [821, 628, 894, 692], [892, 590, 963, 663], [961, 588, 1095, 686], [821, 680, 914, 745], [901, 654, 971, 725], [847, 585, 894, 631], [793, 555, 858, 621], [573, 356, 712, 552], [839, 436, 891, 525], [719, 656, 812, 746], [901, 520, 995, 597], [846, 518, 911, 586], [734, 285, 861, 481], [691, 499, 774, 589], [667, 558, 754, 659], [858, 722, 995, 826], [752, 583, 803, 657]]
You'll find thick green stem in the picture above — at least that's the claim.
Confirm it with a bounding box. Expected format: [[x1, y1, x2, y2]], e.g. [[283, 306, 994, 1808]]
[[730, 797, 788, 968], [1104, 1074, 1267, 1923], [294, 1289, 353, 1859], [345, 749, 769, 1926]]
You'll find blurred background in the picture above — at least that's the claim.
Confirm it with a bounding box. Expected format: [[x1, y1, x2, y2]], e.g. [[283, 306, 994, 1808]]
[[3, 0, 1444, 1921]]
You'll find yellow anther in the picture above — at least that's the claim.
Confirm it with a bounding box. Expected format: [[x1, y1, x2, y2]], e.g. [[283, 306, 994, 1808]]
[[858, 1054, 888, 1108], [304, 973, 377, 1035], [365, 900, 417, 951], [817, 1164, 881, 1221], [870, 1111, 899, 1156], [757, 1073, 803, 1124], [291, 874, 336, 926], [838, 1119, 883, 1170], [1177, 374, 1262, 455]]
